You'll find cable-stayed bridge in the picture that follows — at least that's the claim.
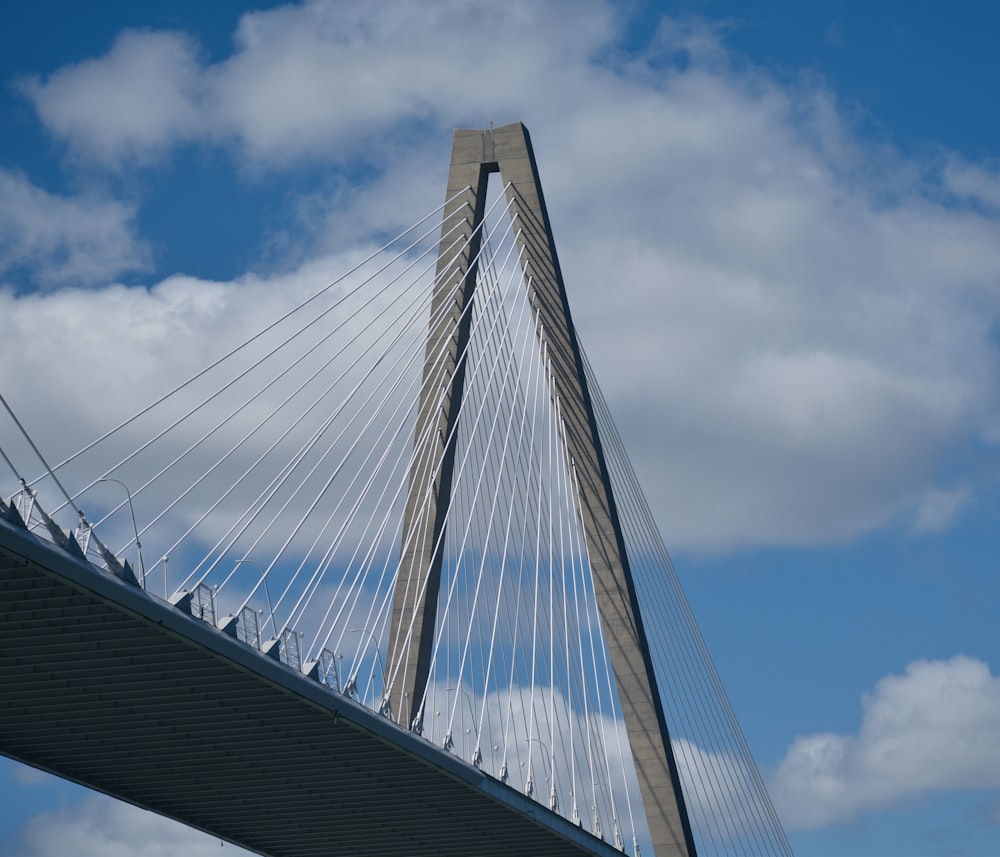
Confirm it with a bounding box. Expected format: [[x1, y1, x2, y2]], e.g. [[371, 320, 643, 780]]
[[1, 123, 792, 857]]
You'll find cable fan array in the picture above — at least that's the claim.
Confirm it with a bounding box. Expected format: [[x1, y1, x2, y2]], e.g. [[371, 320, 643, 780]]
[[1, 179, 792, 856]]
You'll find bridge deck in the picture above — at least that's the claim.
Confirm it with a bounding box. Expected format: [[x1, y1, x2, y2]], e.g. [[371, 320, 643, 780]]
[[0, 518, 618, 857]]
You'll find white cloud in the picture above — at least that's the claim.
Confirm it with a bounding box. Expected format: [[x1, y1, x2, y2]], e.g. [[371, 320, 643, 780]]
[[18, 30, 203, 166], [7, 790, 255, 857], [771, 656, 1000, 829], [209, 0, 616, 165], [8, 763, 50, 786], [0, 254, 368, 502], [944, 158, 1000, 210], [911, 484, 973, 534], [8, 1, 1000, 552], [0, 170, 149, 288], [20, 0, 615, 168]]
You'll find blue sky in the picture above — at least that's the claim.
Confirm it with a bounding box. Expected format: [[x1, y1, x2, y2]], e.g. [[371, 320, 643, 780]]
[[2, 2, 999, 855]]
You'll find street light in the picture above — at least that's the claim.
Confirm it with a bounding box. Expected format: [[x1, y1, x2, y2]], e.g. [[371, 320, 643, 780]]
[[349, 628, 387, 711], [445, 686, 479, 763], [97, 478, 145, 588], [525, 736, 558, 811]]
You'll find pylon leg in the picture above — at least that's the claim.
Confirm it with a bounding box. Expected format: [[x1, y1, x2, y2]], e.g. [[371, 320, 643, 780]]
[[388, 123, 697, 857]]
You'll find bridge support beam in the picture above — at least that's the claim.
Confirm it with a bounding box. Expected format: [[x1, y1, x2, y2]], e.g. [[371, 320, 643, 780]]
[[388, 123, 698, 857]]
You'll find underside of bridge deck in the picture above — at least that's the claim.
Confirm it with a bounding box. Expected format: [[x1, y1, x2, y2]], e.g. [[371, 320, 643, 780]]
[[0, 518, 619, 857]]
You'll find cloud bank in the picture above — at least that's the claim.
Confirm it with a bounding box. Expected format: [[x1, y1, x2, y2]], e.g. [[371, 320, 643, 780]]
[[0, 170, 148, 289], [771, 656, 1000, 829], [5, 784, 255, 857], [5, 0, 1000, 556]]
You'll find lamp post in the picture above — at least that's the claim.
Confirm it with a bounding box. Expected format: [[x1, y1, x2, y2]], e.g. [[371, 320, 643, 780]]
[[445, 686, 478, 761], [97, 477, 145, 588], [524, 736, 557, 809], [349, 628, 387, 711]]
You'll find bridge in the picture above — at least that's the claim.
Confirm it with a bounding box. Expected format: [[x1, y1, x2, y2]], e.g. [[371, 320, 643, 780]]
[[1, 123, 792, 856]]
